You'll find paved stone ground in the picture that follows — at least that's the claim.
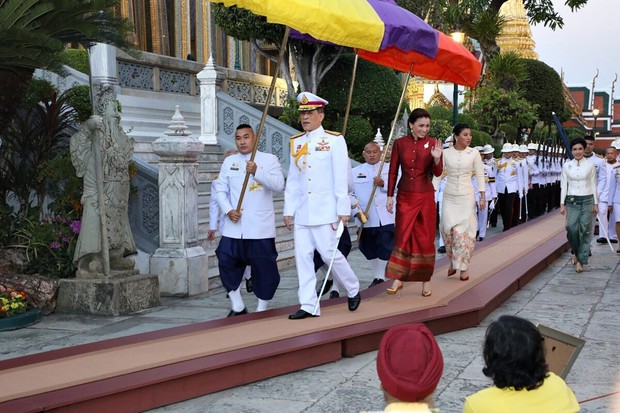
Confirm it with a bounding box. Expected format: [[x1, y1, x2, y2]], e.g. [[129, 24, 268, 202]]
[[2, 219, 619, 412]]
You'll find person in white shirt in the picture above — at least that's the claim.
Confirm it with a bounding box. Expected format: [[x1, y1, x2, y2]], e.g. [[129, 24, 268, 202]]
[[517, 145, 529, 223], [208, 150, 253, 293], [477, 145, 497, 241], [496, 143, 522, 232], [350, 142, 396, 288], [214, 125, 285, 316], [583, 135, 607, 246], [526, 143, 541, 218], [604, 147, 619, 243], [284, 92, 361, 319], [607, 147, 620, 251], [560, 137, 599, 272], [596, 146, 619, 244]]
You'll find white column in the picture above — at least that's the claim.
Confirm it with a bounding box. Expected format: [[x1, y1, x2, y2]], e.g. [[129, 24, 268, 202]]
[[90, 43, 118, 85], [196, 56, 223, 144], [150, 107, 209, 296]]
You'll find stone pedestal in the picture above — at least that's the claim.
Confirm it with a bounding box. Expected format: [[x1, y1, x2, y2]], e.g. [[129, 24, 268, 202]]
[[150, 107, 208, 296], [56, 274, 160, 316], [150, 246, 209, 296]]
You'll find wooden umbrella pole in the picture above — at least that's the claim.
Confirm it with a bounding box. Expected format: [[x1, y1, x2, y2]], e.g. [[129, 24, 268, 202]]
[[358, 64, 414, 239], [236, 26, 290, 212], [341, 52, 359, 136]]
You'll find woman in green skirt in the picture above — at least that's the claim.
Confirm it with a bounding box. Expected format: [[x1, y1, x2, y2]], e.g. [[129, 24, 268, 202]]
[[559, 137, 599, 272]]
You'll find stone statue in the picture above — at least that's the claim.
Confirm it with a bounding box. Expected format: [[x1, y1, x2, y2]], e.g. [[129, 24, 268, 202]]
[[70, 85, 137, 278]]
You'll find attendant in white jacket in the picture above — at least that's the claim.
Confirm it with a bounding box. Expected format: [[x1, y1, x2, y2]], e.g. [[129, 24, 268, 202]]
[[215, 125, 284, 316], [208, 150, 253, 292], [351, 142, 396, 288]]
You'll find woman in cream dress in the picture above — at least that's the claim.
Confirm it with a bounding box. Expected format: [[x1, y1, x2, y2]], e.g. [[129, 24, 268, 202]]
[[440, 124, 486, 281]]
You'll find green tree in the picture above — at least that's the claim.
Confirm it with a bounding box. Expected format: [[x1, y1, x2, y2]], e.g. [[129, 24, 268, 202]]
[[486, 52, 528, 92], [467, 85, 538, 141], [213, 4, 343, 96], [521, 59, 566, 126], [0, 0, 134, 136], [317, 55, 402, 159], [0, 80, 78, 217]]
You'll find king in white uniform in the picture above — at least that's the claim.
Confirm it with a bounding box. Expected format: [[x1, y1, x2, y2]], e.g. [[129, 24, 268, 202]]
[[284, 92, 361, 319], [215, 124, 284, 316]]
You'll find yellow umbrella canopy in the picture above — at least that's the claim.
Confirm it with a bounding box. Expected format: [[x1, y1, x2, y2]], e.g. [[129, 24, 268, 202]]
[[211, 0, 390, 52]]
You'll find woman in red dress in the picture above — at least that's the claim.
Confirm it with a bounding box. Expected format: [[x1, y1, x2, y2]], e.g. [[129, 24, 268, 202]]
[[385, 108, 443, 297]]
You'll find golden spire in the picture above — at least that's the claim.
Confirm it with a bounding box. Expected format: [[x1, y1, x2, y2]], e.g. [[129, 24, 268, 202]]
[[497, 0, 538, 59]]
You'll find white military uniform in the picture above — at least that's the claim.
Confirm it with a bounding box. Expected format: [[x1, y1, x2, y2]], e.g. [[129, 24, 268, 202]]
[[284, 126, 360, 315], [584, 153, 607, 243], [608, 163, 620, 231]]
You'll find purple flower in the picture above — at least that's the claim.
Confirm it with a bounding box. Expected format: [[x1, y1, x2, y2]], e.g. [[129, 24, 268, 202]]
[[70, 220, 81, 234], [50, 242, 61, 250]]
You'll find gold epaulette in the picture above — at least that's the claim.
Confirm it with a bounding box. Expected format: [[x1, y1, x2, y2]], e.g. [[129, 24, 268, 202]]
[[290, 132, 305, 140], [325, 130, 341, 136], [212, 174, 218, 181]]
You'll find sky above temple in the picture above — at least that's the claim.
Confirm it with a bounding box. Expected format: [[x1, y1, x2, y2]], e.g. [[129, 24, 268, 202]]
[[531, 0, 617, 90]]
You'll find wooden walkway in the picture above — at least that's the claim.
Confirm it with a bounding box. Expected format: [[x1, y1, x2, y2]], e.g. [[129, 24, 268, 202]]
[[0, 213, 568, 413]]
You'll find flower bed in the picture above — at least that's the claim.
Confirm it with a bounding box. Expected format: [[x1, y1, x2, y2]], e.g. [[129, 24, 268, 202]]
[[0, 284, 42, 331], [0, 285, 28, 318]]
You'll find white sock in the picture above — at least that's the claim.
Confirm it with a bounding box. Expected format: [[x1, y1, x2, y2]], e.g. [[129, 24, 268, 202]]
[[256, 299, 269, 312], [374, 259, 388, 280], [228, 287, 245, 312], [243, 266, 251, 280]]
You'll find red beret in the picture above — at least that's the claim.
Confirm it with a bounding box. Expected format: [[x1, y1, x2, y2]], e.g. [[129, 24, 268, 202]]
[[377, 324, 444, 402]]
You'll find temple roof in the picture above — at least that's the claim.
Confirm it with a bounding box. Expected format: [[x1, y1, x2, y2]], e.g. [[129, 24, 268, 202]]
[[497, 0, 538, 59]]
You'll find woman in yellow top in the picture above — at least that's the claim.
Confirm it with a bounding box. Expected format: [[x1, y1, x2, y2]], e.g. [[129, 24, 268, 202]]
[[463, 315, 580, 413]]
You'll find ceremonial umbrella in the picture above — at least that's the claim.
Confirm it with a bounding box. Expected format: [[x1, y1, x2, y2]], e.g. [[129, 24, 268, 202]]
[[358, 30, 482, 88], [214, 0, 438, 55], [210, 0, 440, 211]]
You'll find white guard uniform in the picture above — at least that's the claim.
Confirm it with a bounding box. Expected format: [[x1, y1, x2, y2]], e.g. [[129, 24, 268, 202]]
[[284, 126, 360, 315], [584, 154, 607, 242]]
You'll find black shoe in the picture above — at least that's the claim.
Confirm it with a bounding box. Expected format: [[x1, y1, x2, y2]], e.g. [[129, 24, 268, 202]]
[[288, 309, 318, 320], [596, 237, 606, 244], [611, 239, 618, 244], [437, 246, 446, 254], [491, 223, 497, 228], [245, 278, 253, 293], [348, 293, 361, 311], [329, 290, 340, 299], [589, 249, 592, 257], [316, 279, 333, 296], [227, 308, 248, 317], [368, 278, 385, 288], [478, 237, 484, 242]]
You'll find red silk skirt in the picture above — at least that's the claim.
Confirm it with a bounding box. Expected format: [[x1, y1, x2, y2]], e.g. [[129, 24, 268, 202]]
[[386, 190, 436, 282]]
